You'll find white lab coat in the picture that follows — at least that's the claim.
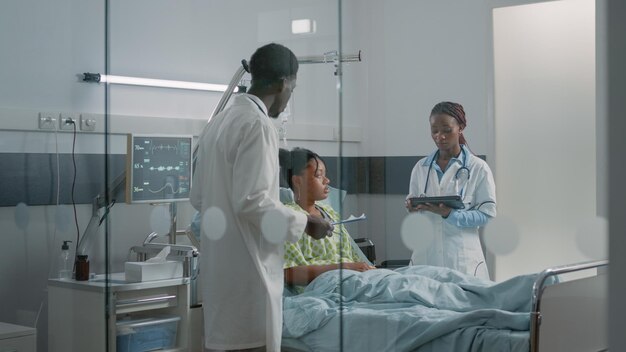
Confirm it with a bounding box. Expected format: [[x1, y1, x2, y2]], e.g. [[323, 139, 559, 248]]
[[190, 94, 307, 351], [407, 147, 496, 280]]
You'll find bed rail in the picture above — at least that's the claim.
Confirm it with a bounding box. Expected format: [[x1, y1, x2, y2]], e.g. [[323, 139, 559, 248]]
[[530, 259, 608, 352]]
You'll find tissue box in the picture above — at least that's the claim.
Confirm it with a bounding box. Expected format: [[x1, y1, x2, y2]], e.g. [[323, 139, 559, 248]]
[[125, 261, 183, 282]]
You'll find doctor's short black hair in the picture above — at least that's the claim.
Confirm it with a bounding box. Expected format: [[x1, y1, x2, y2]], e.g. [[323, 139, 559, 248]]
[[249, 43, 299, 87]]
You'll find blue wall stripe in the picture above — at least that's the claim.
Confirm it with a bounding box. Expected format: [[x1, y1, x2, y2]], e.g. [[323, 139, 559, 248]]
[[1, 153, 485, 206], [1, 153, 126, 207]]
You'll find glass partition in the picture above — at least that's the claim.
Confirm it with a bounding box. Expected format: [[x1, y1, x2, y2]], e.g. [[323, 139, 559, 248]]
[[0, 0, 610, 351], [0, 0, 109, 351], [106, 1, 346, 351], [333, 0, 606, 351]]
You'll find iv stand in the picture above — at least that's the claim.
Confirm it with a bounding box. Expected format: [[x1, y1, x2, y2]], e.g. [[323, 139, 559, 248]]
[[196, 50, 363, 166], [169, 202, 177, 244], [186, 50, 363, 244], [210, 50, 361, 121]]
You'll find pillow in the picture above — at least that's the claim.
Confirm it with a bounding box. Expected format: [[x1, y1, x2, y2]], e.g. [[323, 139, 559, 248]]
[[279, 187, 295, 204]]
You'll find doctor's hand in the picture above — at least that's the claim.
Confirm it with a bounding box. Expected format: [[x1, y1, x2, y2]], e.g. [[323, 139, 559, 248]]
[[405, 199, 420, 212], [419, 203, 452, 218], [304, 215, 334, 240]]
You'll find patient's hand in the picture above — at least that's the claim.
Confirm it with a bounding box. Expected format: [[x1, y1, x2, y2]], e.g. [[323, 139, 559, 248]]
[[305, 215, 334, 240], [342, 262, 376, 272]]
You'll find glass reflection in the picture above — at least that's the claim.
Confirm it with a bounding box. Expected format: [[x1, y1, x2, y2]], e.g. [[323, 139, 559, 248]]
[[0, 0, 608, 351], [483, 215, 521, 256]]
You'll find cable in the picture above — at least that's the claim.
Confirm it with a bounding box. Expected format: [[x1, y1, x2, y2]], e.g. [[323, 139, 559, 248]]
[[468, 200, 496, 211], [69, 120, 80, 264], [99, 199, 116, 226], [473, 261, 485, 277]]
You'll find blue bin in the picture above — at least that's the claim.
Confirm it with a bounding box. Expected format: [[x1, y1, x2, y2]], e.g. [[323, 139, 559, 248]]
[[116, 315, 180, 352]]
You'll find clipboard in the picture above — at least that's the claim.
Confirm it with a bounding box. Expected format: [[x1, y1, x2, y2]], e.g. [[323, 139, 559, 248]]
[[408, 196, 465, 209], [331, 213, 367, 225]]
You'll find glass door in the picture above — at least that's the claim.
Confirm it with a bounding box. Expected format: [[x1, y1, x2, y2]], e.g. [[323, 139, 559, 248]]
[[0, 0, 108, 351]]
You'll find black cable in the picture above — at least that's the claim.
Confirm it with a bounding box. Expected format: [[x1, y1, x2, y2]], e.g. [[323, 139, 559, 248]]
[[99, 199, 116, 226], [474, 261, 485, 277], [69, 120, 80, 255], [468, 200, 496, 211]]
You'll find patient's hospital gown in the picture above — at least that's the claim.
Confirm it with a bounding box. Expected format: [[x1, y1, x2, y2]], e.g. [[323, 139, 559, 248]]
[[191, 94, 307, 352], [284, 202, 361, 271]]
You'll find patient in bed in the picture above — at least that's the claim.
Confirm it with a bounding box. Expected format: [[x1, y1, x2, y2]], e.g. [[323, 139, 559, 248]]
[[279, 147, 375, 290]]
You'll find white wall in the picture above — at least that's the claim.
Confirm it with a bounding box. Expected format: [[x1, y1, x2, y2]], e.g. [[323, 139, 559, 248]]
[[347, 0, 492, 157], [0, 0, 104, 113], [492, 0, 600, 279]]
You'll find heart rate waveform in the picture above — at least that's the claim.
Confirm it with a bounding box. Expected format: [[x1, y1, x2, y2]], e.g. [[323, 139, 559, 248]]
[[130, 135, 192, 203]]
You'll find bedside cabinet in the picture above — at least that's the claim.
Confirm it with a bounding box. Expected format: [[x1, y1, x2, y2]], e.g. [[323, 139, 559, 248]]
[[0, 322, 36, 352]]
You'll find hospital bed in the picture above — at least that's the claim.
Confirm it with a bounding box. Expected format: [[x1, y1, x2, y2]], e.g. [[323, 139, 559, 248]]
[[280, 259, 608, 352], [205, 63, 606, 351]]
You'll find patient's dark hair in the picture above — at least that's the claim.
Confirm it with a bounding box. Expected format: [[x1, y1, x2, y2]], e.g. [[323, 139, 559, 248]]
[[249, 43, 299, 88], [278, 148, 292, 188], [279, 147, 323, 190]]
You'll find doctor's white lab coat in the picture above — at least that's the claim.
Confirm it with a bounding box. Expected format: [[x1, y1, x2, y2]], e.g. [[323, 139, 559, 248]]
[[190, 94, 307, 352], [407, 148, 497, 280]]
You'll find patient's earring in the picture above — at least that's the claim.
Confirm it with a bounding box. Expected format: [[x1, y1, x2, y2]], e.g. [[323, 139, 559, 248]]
[[296, 189, 301, 201]]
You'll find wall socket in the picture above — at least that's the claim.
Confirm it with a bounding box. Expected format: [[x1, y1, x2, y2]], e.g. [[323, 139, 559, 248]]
[[80, 115, 96, 131], [38, 112, 58, 130], [59, 114, 77, 130]]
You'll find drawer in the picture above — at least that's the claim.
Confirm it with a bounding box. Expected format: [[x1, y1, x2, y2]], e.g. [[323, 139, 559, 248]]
[[0, 334, 36, 352], [115, 286, 179, 314]]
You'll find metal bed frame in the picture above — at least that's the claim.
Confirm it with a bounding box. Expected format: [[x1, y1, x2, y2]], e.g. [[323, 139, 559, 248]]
[[530, 259, 608, 352], [282, 259, 609, 352]]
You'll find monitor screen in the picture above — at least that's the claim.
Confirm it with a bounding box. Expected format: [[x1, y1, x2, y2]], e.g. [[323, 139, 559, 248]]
[[127, 134, 192, 203]]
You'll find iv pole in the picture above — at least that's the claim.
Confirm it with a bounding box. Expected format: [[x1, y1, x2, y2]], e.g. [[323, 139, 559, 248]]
[[186, 50, 362, 245], [196, 50, 362, 165], [191, 49, 362, 198], [210, 50, 361, 122]]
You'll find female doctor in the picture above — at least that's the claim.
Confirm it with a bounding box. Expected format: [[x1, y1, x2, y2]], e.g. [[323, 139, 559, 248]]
[[406, 101, 496, 280]]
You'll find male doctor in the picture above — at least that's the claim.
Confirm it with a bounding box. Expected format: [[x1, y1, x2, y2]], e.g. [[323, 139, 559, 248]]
[[191, 43, 333, 352]]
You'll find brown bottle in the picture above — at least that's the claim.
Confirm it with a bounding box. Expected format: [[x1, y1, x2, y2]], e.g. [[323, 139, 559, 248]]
[[75, 255, 90, 281]]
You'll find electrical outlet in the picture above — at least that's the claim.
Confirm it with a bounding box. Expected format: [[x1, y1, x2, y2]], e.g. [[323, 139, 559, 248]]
[[38, 112, 58, 130], [59, 114, 77, 130], [80, 115, 96, 131]]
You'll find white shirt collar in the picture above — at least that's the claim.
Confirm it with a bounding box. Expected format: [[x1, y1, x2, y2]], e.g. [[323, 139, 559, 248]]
[[242, 93, 268, 116], [421, 144, 469, 167]]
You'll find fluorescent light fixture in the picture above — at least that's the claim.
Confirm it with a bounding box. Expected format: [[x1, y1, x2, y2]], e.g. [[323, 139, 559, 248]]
[[82, 73, 235, 92], [291, 19, 316, 34]]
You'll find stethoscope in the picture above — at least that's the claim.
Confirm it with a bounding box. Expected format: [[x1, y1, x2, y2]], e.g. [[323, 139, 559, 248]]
[[246, 95, 267, 116], [423, 148, 470, 197]]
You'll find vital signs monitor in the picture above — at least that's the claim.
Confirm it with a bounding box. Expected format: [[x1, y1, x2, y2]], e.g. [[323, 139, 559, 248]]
[[126, 134, 192, 203]]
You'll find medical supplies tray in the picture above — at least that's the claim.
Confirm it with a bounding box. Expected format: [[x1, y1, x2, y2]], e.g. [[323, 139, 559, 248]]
[[408, 195, 465, 209]]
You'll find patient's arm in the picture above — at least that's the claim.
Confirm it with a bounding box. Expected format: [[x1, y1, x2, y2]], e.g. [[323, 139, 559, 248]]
[[285, 262, 375, 286]]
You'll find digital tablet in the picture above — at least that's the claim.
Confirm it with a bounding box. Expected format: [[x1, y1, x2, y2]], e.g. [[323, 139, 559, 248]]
[[408, 195, 465, 209]]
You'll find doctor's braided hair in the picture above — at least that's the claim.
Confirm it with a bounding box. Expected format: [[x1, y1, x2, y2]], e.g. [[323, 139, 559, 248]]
[[279, 147, 324, 190], [431, 101, 469, 148]]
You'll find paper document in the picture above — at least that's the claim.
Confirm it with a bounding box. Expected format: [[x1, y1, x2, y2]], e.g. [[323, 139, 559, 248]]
[[331, 213, 367, 225]]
